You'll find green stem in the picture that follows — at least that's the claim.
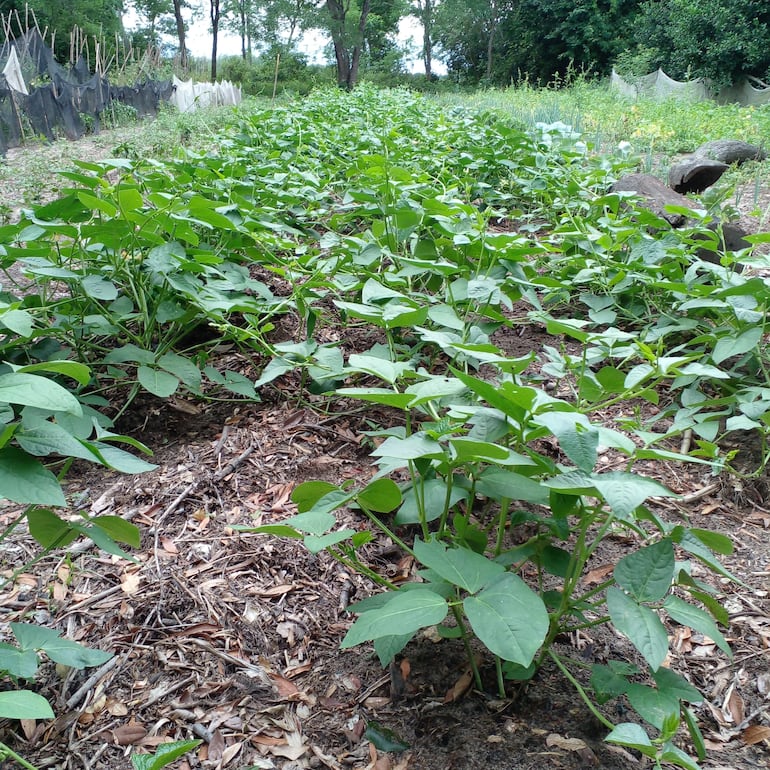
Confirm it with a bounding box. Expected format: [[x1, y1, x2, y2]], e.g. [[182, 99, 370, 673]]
[[495, 655, 505, 699], [451, 604, 482, 691], [0, 742, 40, 770], [547, 650, 614, 731], [494, 497, 510, 557]]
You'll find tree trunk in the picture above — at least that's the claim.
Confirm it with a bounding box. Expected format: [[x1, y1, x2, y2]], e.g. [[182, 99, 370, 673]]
[[240, 0, 247, 60], [422, 0, 433, 79], [173, 0, 188, 71], [211, 0, 221, 81], [325, 0, 371, 89]]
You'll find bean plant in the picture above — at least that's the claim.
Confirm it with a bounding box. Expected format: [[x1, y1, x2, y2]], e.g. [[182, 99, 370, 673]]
[[2, 84, 767, 769]]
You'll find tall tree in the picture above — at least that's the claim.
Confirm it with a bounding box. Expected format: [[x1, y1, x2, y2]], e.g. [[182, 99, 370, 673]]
[[411, 0, 434, 79], [434, 0, 515, 81], [210, 0, 221, 79], [172, 0, 189, 69], [324, 0, 372, 88]]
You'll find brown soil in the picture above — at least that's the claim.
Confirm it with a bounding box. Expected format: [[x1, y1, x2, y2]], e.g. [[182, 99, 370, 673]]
[[0, 127, 768, 770]]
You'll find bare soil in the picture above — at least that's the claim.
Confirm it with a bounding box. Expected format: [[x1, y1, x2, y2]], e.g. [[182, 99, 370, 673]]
[[0, 126, 768, 770]]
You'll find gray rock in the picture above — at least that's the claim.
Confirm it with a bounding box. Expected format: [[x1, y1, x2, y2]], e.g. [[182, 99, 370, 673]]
[[694, 139, 767, 165], [668, 156, 728, 194], [611, 173, 694, 226]]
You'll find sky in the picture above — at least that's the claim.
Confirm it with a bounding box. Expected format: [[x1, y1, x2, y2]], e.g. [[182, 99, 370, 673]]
[[123, 10, 444, 75]]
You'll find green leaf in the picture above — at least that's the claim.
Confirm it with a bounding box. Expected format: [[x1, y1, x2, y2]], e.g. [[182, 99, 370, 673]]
[[626, 682, 679, 730], [590, 472, 677, 520], [0, 372, 81, 415], [117, 187, 143, 212], [93, 444, 157, 474], [364, 721, 410, 752], [17, 361, 91, 386], [283, 509, 337, 536], [373, 633, 416, 665], [137, 366, 179, 398], [475, 469, 548, 505], [347, 354, 410, 385], [130, 739, 203, 770], [535, 412, 598, 472], [292, 481, 339, 511], [394, 478, 467, 525], [606, 587, 669, 671], [370, 433, 445, 460], [92, 516, 141, 548], [103, 344, 157, 365], [158, 352, 202, 391], [712, 327, 762, 365], [0, 447, 66, 505], [463, 573, 548, 666], [0, 308, 35, 336], [663, 595, 731, 657], [683, 706, 707, 762], [653, 667, 703, 704], [0, 690, 54, 720], [28, 508, 78, 548], [357, 478, 402, 513], [304, 529, 356, 554], [16, 422, 102, 462], [658, 742, 702, 770], [0, 645, 40, 678], [341, 589, 448, 648], [413, 538, 504, 594], [614, 539, 675, 602], [12, 623, 112, 668], [334, 387, 414, 409], [605, 723, 656, 758], [81, 274, 118, 301]]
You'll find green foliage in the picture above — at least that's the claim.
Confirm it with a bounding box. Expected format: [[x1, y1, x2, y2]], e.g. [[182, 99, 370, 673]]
[[131, 740, 203, 770], [633, 0, 770, 90], [3, 84, 764, 769]]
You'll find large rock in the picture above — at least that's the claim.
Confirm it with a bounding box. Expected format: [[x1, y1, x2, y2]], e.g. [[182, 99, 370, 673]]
[[611, 173, 694, 226], [694, 139, 767, 165], [668, 156, 728, 194], [610, 173, 750, 266]]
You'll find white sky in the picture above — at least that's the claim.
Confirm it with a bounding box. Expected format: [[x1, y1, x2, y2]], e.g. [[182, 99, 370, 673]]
[[124, 10, 443, 75]]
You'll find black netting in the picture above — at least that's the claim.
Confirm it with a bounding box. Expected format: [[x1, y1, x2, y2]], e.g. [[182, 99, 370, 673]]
[[0, 29, 175, 154]]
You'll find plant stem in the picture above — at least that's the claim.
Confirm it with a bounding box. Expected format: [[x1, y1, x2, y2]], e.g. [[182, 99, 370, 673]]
[[547, 649, 614, 731], [0, 742, 41, 770]]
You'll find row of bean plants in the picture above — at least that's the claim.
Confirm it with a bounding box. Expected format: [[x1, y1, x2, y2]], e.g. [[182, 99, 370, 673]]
[[2, 85, 768, 769]]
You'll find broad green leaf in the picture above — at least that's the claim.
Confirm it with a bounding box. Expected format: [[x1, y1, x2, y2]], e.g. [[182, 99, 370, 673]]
[[535, 412, 598, 472], [94, 444, 157, 474], [341, 589, 448, 647], [103, 344, 157, 365], [0, 373, 81, 415], [16, 422, 102, 462], [712, 327, 762, 365], [231, 524, 303, 538], [626, 683, 679, 730], [371, 433, 445, 461], [404, 376, 467, 407], [357, 478, 402, 513], [17, 361, 91, 386], [283, 509, 337, 536], [658, 744, 702, 770], [347, 354, 410, 385], [653, 667, 703, 704], [28, 508, 78, 548], [463, 573, 548, 666], [592, 472, 677, 520], [663, 595, 731, 657], [158, 352, 202, 391], [92, 516, 141, 548], [605, 723, 656, 757], [12, 623, 112, 668], [475, 469, 548, 505], [0, 447, 66, 505], [78, 191, 118, 217], [81, 274, 118, 300], [413, 538, 504, 594], [0, 645, 39, 678], [334, 387, 414, 409], [137, 366, 179, 398], [689, 528, 732, 555], [364, 721, 410, 752], [394, 478, 467, 524], [292, 481, 339, 511], [606, 587, 669, 671], [117, 187, 143, 212], [0, 690, 54, 720], [448, 438, 510, 462], [304, 529, 356, 554], [614, 539, 675, 602], [130, 739, 203, 770], [0, 308, 34, 336]]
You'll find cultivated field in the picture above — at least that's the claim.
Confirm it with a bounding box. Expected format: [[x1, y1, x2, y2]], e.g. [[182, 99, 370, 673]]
[[0, 85, 768, 770]]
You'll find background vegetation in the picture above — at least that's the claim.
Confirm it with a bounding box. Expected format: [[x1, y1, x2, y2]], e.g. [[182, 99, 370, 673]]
[[1, 0, 769, 92]]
